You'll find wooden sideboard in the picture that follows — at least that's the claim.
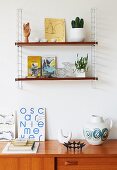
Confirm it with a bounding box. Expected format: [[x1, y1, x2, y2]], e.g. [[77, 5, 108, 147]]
[[0, 140, 117, 170]]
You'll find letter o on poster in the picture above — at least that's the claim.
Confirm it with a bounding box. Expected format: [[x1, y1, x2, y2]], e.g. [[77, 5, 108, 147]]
[[20, 108, 27, 114]]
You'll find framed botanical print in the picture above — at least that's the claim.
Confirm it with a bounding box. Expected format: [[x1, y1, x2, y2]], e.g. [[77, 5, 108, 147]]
[[45, 18, 65, 42]]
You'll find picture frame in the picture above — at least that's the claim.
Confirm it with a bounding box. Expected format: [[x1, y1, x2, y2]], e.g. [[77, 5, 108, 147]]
[[18, 107, 45, 141], [45, 18, 65, 42], [0, 113, 15, 141]]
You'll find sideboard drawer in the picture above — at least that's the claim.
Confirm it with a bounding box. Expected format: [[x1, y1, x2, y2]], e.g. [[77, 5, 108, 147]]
[[57, 157, 117, 170]]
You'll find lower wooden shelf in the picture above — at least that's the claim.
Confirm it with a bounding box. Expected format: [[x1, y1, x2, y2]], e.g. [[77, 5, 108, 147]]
[[15, 77, 98, 81]]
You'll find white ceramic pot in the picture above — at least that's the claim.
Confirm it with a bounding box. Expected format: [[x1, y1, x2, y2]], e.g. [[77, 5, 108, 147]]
[[75, 70, 85, 77], [83, 115, 112, 145], [69, 28, 85, 42]]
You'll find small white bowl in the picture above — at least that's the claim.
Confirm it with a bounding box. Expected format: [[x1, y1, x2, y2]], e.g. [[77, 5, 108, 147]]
[[50, 38, 57, 42], [40, 38, 48, 42]]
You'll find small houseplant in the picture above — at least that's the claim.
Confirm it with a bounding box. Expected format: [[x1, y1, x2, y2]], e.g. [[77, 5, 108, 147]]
[[70, 17, 85, 42], [74, 54, 88, 77]]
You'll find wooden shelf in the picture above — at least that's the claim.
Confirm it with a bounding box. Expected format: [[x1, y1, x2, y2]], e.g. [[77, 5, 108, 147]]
[[15, 41, 98, 47], [15, 77, 98, 81]]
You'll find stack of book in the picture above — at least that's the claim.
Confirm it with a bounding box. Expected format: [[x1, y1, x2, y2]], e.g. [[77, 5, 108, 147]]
[[8, 139, 35, 151]]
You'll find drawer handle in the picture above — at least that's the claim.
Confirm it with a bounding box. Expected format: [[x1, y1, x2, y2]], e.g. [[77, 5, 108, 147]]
[[65, 161, 78, 166]]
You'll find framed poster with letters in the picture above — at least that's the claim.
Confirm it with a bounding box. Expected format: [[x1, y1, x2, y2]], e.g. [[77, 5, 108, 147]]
[[18, 107, 45, 141]]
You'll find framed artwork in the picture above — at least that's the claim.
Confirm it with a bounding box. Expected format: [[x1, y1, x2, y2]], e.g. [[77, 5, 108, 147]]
[[42, 56, 56, 77], [45, 18, 65, 42], [27, 56, 42, 77], [18, 107, 45, 141], [0, 113, 15, 141]]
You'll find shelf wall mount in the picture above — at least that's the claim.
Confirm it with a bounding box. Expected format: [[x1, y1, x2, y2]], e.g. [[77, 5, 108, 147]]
[[17, 9, 23, 89], [91, 8, 98, 87]]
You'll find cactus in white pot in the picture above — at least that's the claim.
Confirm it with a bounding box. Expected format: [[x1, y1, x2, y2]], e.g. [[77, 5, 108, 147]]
[[70, 17, 85, 42]]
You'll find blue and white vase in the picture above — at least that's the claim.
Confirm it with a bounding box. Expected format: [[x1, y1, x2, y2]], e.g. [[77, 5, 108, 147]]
[[83, 115, 112, 145]]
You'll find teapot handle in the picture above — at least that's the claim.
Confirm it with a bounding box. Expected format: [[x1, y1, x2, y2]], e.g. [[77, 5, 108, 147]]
[[105, 118, 113, 130]]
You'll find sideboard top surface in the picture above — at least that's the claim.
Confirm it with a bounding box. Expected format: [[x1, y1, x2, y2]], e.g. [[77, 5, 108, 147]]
[[0, 140, 117, 158]]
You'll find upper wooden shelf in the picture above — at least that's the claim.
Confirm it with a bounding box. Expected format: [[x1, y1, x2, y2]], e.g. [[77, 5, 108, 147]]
[[15, 77, 98, 81], [15, 41, 98, 47]]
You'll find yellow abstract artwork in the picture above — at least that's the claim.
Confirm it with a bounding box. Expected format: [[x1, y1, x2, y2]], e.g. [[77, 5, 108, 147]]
[[45, 18, 65, 42]]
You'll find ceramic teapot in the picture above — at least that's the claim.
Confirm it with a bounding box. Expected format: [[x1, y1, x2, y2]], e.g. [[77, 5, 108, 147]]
[[83, 115, 112, 145]]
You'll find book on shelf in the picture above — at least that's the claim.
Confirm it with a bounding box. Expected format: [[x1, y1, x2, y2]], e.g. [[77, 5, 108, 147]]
[[8, 140, 35, 151], [28, 56, 42, 77], [42, 57, 56, 77], [26, 76, 39, 78]]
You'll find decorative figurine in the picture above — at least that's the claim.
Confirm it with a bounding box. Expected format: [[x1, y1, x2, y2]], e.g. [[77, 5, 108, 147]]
[[57, 129, 72, 144], [63, 141, 86, 151], [23, 22, 31, 42]]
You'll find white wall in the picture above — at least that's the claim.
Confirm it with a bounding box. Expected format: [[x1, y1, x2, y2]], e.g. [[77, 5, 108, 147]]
[[0, 0, 117, 139]]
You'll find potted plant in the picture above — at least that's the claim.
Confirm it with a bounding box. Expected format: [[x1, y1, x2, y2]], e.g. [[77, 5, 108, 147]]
[[74, 54, 88, 77], [70, 17, 85, 42]]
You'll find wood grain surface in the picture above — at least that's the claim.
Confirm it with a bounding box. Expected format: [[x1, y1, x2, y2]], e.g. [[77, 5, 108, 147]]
[[0, 140, 117, 170]]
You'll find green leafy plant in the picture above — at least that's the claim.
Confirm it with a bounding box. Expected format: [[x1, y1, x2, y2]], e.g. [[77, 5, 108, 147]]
[[75, 54, 88, 72], [71, 17, 84, 28]]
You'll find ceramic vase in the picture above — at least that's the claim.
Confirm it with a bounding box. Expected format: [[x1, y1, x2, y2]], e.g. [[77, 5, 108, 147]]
[[83, 115, 112, 145]]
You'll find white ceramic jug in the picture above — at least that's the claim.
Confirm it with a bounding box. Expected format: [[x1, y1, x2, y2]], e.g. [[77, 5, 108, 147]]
[[83, 115, 112, 145]]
